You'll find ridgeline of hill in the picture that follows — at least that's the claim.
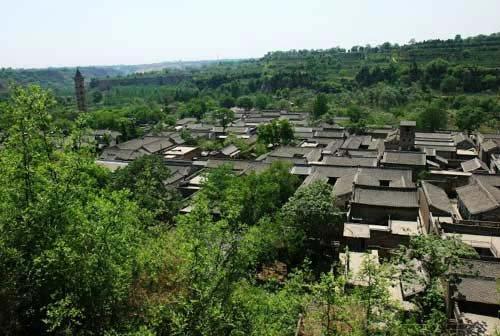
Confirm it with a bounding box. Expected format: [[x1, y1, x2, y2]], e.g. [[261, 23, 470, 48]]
[[1, 32, 499, 137], [0, 59, 231, 94], [2, 32, 500, 95]]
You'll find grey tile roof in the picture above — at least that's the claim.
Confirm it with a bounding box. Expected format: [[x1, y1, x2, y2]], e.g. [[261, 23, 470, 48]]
[[333, 174, 357, 197], [456, 178, 500, 215], [312, 166, 359, 178], [473, 174, 500, 188], [461, 158, 489, 173], [205, 159, 270, 173], [267, 146, 321, 163], [100, 147, 147, 161], [341, 136, 372, 149], [352, 186, 419, 208], [381, 151, 426, 166], [415, 140, 455, 147], [294, 127, 313, 133], [117, 137, 158, 151], [368, 138, 384, 151], [314, 130, 346, 138], [294, 132, 314, 139], [221, 144, 239, 156], [321, 123, 345, 130], [455, 278, 499, 305], [176, 117, 197, 125], [308, 166, 414, 188], [206, 159, 251, 171], [170, 135, 185, 145], [333, 172, 379, 197], [421, 181, 452, 214], [142, 139, 173, 154], [424, 148, 437, 156], [347, 150, 379, 158], [244, 117, 275, 124], [491, 154, 500, 171], [322, 156, 377, 167], [390, 176, 413, 188], [415, 144, 456, 152], [435, 155, 448, 165], [309, 137, 339, 146], [360, 167, 413, 184], [264, 156, 307, 165], [452, 259, 500, 305], [415, 132, 452, 141], [301, 171, 329, 188], [454, 259, 500, 278], [482, 139, 499, 152], [322, 140, 344, 154], [290, 165, 312, 176], [225, 126, 252, 134], [452, 133, 473, 146]]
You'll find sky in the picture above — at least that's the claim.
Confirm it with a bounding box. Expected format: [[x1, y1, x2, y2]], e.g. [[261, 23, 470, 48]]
[[2, 0, 500, 69]]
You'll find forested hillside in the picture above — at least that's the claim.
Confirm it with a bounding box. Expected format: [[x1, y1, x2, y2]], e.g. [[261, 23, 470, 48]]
[[63, 33, 500, 138], [0, 59, 229, 95]]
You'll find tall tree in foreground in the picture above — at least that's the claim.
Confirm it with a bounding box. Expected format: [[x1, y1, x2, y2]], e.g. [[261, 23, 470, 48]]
[[0, 86, 155, 334], [281, 181, 343, 262], [110, 155, 181, 223]]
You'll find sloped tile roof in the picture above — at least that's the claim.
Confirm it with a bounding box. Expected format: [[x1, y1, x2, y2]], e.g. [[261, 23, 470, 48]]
[[382, 151, 426, 166], [352, 186, 419, 208], [461, 158, 489, 172], [421, 181, 452, 214], [456, 178, 500, 215]]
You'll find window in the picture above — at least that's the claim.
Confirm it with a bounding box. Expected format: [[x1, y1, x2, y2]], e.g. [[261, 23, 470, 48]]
[[328, 177, 337, 186], [379, 180, 390, 187]]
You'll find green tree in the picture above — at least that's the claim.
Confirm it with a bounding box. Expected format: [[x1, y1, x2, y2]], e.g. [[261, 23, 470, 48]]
[[110, 155, 181, 223], [440, 75, 459, 93], [255, 94, 269, 110], [92, 90, 103, 103], [394, 235, 477, 333], [417, 101, 448, 132], [346, 104, 367, 123], [424, 58, 449, 89], [212, 107, 235, 130], [0, 85, 154, 334], [220, 95, 236, 108], [236, 95, 254, 110], [257, 119, 295, 146], [481, 74, 497, 90], [311, 270, 353, 335], [312, 93, 329, 119], [281, 181, 343, 255], [455, 106, 486, 132], [356, 255, 397, 333]]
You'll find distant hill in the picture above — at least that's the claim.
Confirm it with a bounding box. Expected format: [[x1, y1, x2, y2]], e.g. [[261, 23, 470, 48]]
[[2, 32, 500, 95], [0, 59, 238, 95]]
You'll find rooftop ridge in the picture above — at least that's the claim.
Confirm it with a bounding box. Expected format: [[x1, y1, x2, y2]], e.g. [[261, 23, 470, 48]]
[[475, 178, 499, 208]]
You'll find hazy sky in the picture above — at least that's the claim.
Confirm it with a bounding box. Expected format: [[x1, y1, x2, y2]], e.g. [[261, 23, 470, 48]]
[[3, 0, 500, 68]]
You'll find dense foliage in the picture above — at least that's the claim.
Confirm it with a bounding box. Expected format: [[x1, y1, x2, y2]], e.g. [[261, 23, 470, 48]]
[[0, 33, 494, 335]]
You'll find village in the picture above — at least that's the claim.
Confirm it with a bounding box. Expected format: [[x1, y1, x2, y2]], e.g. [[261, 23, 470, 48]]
[[93, 104, 500, 334]]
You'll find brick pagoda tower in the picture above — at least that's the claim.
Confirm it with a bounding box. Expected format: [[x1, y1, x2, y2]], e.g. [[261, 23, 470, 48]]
[[74, 68, 87, 112]]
